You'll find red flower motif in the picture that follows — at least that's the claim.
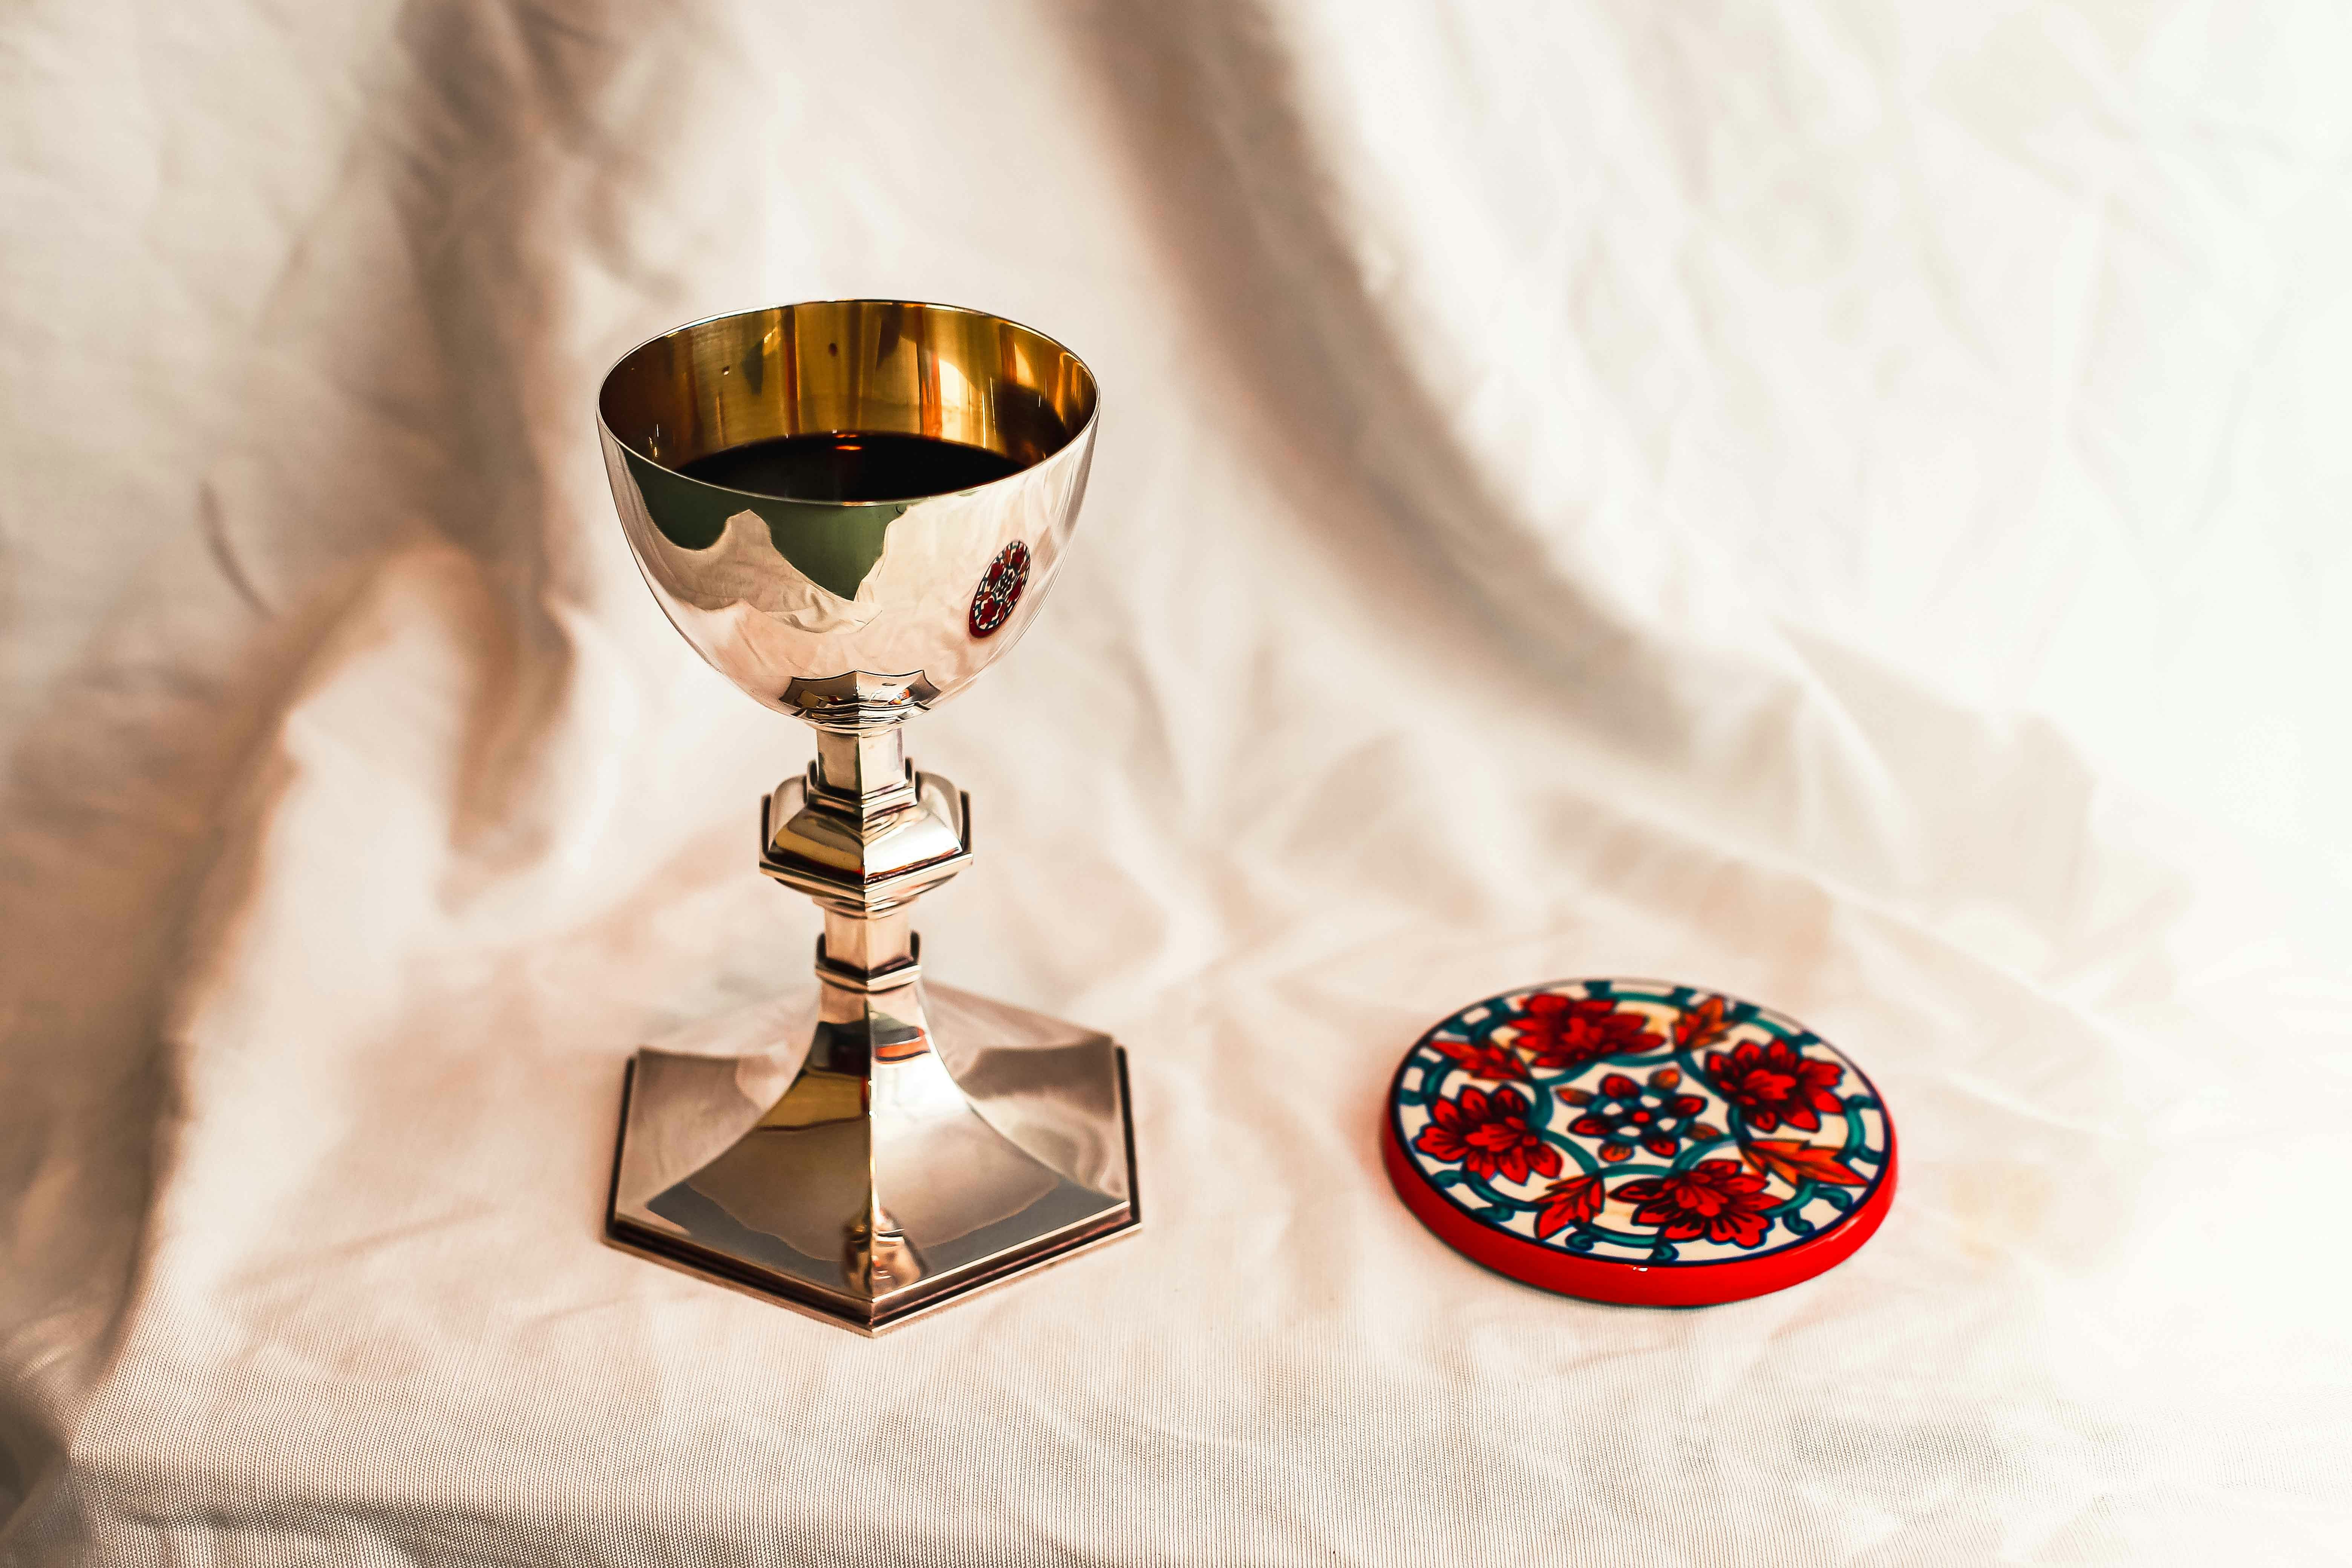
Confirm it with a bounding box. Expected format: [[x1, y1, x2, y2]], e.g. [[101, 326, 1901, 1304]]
[[1704, 1038, 1843, 1133], [1565, 1068, 1715, 1161], [1616, 1159, 1775, 1248], [1429, 1034, 1527, 1082], [1411, 1086, 1562, 1186], [1508, 994, 1664, 1073]]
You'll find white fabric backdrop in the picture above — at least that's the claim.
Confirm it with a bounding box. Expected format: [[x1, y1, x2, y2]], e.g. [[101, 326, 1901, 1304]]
[[4, 2, 2349, 1562]]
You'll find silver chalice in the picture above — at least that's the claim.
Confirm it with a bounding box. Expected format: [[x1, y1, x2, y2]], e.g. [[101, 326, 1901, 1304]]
[[596, 300, 1136, 1333]]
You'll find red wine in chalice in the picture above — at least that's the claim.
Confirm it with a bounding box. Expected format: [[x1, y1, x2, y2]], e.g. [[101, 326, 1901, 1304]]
[[678, 432, 1019, 502]]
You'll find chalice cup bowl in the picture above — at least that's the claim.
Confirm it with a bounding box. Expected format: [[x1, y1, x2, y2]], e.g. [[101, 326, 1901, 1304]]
[[596, 300, 1136, 1333]]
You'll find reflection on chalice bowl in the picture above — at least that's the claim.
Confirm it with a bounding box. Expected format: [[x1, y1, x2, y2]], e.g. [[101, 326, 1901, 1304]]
[[596, 300, 1136, 1333]]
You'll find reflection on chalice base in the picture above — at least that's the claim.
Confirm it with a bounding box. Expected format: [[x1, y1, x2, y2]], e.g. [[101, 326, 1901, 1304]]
[[596, 302, 1138, 1334]]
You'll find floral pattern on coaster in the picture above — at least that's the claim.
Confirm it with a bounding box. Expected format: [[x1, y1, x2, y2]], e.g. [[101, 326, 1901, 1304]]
[[1384, 980, 1895, 1302]]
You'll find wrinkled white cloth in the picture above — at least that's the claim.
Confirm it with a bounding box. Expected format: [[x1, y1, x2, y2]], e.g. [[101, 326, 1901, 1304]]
[[3, 3, 2350, 1564]]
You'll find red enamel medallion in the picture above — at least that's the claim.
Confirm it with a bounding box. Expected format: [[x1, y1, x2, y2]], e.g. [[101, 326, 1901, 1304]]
[[968, 540, 1031, 639], [1382, 980, 1897, 1307]]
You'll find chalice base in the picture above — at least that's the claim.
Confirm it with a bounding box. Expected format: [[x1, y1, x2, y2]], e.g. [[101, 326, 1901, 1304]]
[[604, 983, 1140, 1335]]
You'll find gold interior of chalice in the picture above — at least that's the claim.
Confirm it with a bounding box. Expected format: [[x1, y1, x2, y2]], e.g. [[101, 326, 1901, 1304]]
[[598, 299, 1099, 479]]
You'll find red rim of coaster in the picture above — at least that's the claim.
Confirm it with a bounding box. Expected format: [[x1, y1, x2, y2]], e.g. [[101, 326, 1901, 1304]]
[[1380, 980, 1899, 1308]]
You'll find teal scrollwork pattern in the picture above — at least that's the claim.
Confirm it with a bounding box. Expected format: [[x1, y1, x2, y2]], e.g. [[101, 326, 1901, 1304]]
[[1393, 981, 1890, 1267]]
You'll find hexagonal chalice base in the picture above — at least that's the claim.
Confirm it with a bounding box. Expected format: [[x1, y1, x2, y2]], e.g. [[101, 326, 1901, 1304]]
[[606, 980, 1139, 1335]]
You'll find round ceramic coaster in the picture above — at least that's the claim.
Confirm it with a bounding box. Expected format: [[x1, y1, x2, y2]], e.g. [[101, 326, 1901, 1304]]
[[1381, 978, 1897, 1307]]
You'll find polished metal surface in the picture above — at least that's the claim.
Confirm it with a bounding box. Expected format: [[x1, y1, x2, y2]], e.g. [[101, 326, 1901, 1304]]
[[599, 300, 1098, 726], [596, 301, 1135, 1333], [608, 984, 1138, 1334]]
